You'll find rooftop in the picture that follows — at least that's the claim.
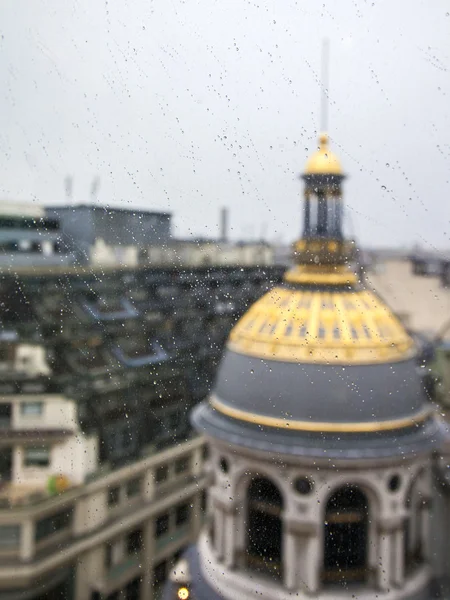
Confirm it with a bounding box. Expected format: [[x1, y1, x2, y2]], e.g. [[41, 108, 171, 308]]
[[367, 258, 450, 341], [45, 203, 171, 217]]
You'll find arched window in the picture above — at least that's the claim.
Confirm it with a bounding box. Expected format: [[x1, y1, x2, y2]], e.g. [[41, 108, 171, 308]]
[[323, 485, 369, 585], [246, 477, 283, 579], [404, 477, 425, 572]]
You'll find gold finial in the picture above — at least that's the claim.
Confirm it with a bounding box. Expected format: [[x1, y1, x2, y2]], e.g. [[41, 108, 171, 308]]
[[318, 132, 328, 147], [304, 132, 342, 175]]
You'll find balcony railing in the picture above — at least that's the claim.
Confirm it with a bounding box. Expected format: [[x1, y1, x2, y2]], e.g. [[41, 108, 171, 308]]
[[0, 437, 204, 515]]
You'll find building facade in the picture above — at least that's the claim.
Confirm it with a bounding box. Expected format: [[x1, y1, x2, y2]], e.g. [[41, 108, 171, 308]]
[[0, 202, 75, 268], [45, 205, 172, 266], [0, 257, 284, 599]]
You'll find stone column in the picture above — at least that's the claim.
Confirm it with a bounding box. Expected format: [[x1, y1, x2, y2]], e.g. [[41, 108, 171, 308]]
[[284, 517, 318, 592], [223, 511, 236, 569], [420, 498, 431, 561], [213, 494, 237, 568], [393, 527, 405, 587], [377, 530, 392, 591], [214, 508, 225, 561], [305, 534, 321, 594], [234, 502, 246, 568], [283, 531, 297, 591]]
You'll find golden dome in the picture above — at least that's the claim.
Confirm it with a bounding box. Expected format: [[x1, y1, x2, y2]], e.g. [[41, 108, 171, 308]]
[[304, 132, 343, 175], [228, 279, 415, 365]]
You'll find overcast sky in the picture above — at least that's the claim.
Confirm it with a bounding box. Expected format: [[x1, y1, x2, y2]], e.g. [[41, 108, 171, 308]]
[[0, 0, 449, 248]]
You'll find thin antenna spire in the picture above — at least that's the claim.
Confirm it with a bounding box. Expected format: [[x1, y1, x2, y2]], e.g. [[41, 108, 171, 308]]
[[320, 38, 329, 132]]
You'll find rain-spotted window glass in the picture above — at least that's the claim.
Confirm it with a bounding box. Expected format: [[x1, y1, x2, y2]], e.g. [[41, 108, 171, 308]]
[[0, 1, 448, 599]]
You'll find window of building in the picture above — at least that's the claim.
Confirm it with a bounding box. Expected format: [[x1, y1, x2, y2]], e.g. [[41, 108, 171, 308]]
[[175, 502, 190, 527], [174, 456, 189, 474], [105, 539, 122, 568], [153, 560, 167, 592], [126, 528, 143, 554], [0, 524, 20, 548], [126, 477, 141, 499], [155, 464, 168, 483], [35, 508, 73, 542], [91, 593, 120, 600], [20, 401, 44, 416], [24, 446, 50, 468], [155, 514, 169, 538], [0, 403, 12, 426], [0, 344, 14, 365], [108, 486, 120, 507], [168, 410, 180, 431], [0, 346, 9, 363], [125, 577, 141, 600], [105, 421, 138, 463]]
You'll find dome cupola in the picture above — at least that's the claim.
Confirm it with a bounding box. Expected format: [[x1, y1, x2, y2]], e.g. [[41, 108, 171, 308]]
[[185, 125, 448, 600], [193, 130, 444, 455]]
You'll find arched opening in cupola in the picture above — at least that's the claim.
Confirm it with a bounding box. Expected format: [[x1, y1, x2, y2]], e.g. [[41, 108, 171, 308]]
[[323, 485, 369, 585], [246, 477, 284, 579], [404, 474, 425, 573]]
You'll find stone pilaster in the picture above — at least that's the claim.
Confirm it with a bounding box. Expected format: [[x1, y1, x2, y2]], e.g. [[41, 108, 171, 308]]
[[305, 535, 321, 594], [420, 498, 431, 561], [393, 527, 405, 587], [377, 530, 392, 591], [223, 512, 236, 569], [214, 508, 225, 560], [284, 516, 319, 593], [283, 531, 297, 590]]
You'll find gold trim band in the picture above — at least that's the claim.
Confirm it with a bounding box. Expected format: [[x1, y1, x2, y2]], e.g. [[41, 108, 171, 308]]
[[210, 396, 432, 433], [284, 267, 358, 286], [227, 340, 417, 366]]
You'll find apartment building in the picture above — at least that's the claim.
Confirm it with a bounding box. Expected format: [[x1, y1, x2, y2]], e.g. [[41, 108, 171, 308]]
[[0, 208, 284, 599], [0, 425, 206, 600]]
